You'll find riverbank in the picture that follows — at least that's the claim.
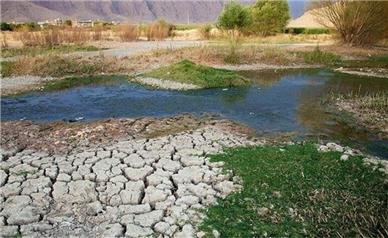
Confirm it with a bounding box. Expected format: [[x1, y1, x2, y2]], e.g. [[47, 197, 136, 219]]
[[0, 115, 387, 237], [332, 93, 388, 139], [2, 43, 387, 96]]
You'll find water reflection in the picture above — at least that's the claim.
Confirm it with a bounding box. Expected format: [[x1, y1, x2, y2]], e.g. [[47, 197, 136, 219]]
[[1, 69, 387, 157]]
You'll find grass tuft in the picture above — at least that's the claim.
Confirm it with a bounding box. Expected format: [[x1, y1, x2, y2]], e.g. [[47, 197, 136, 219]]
[[301, 46, 342, 65], [200, 143, 388, 237], [143, 60, 250, 88]]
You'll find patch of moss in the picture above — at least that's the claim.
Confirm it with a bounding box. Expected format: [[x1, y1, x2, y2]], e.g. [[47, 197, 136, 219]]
[[142, 60, 250, 88]]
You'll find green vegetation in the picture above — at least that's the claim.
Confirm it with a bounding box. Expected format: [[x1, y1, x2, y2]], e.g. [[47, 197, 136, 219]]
[[200, 143, 387, 237], [143, 60, 250, 88], [41, 75, 128, 91], [332, 91, 388, 115], [1, 44, 99, 58], [300, 46, 342, 65], [0, 61, 12, 76], [250, 0, 290, 36], [1, 55, 126, 78], [286, 28, 330, 35], [217, 1, 251, 33], [341, 55, 388, 69]]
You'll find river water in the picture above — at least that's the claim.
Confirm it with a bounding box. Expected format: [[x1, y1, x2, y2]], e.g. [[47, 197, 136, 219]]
[[1, 69, 387, 157]]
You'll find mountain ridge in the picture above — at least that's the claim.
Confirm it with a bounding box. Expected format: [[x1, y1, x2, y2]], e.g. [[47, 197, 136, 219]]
[[1, 0, 305, 23]]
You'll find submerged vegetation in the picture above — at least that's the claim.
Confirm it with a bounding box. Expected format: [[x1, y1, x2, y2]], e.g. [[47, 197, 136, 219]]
[[143, 60, 250, 88], [41, 75, 128, 92], [201, 143, 388, 237]]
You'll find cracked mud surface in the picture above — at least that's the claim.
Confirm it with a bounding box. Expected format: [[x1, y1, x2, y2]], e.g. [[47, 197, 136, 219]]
[[0, 116, 260, 237]]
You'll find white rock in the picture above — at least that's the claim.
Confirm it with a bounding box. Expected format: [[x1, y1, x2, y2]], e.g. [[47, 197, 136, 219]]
[[124, 166, 153, 181], [134, 210, 164, 227], [125, 224, 153, 238]]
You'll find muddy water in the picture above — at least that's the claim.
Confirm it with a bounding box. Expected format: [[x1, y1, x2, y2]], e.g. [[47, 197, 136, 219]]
[[1, 69, 387, 157]]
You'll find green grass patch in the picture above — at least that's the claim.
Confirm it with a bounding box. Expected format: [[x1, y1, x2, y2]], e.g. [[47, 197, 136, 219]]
[[1, 44, 100, 58], [41, 75, 128, 92], [300, 46, 342, 66], [200, 143, 387, 237], [0, 61, 13, 76], [142, 60, 250, 88]]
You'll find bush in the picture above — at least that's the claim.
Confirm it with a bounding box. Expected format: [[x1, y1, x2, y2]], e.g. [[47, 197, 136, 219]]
[[116, 24, 138, 41], [249, 0, 290, 36], [199, 24, 212, 40], [146, 20, 174, 41], [1, 22, 13, 31]]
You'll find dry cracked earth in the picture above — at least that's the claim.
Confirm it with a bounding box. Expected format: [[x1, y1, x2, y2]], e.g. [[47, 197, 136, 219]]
[[0, 118, 259, 238]]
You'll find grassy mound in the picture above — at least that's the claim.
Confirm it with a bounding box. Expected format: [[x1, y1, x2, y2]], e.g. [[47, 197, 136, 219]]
[[200, 143, 387, 237], [142, 60, 250, 88]]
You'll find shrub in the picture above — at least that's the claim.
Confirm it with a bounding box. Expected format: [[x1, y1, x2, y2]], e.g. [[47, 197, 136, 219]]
[[116, 24, 138, 41], [199, 24, 212, 40], [249, 0, 290, 36], [146, 20, 174, 41], [314, 1, 388, 46], [1, 22, 13, 31]]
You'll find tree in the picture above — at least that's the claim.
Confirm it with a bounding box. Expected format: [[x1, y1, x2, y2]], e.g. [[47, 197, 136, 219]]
[[217, 1, 251, 38], [313, 0, 388, 46], [64, 20, 72, 27], [250, 0, 290, 36], [1, 22, 13, 31]]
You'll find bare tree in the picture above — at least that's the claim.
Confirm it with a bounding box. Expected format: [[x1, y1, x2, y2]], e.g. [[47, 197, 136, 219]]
[[313, 0, 388, 46]]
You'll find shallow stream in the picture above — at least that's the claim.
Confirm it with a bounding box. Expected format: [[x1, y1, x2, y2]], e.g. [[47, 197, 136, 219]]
[[2, 69, 387, 157]]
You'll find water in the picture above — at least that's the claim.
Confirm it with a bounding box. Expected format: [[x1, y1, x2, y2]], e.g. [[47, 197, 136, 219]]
[[1, 69, 387, 157]]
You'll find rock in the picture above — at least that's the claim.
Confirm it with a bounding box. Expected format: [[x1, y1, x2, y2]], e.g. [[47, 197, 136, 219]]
[[102, 223, 124, 237], [0, 169, 8, 186], [181, 156, 205, 167], [326, 142, 344, 152], [125, 224, 153, 238], [154, 221, 170, 234], [67, 180, 97, 203], [123, 154, 146, 168], [175, 224, 195, 238], [142, 186, 169, 205], [0, 225, 19, 236], [119, 204, 151, 214], [212, 229, 221, 238], [175, 195, 200, 206], [2, 195, 40, 225], [124, 166, 153, 181], [57, 173, 71, 182], [214, 181, 235, 196], [86, 201, 103, 215], [155, 158, 182, 172], [120, 189, 142, 205], [257, 207, 270, 217], [340, 154, 349, 161], [134, 210, 164, 227]]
